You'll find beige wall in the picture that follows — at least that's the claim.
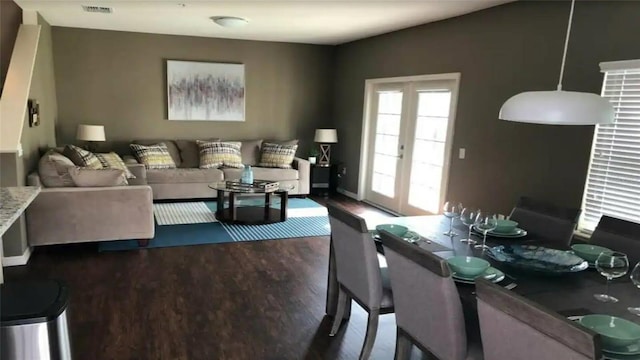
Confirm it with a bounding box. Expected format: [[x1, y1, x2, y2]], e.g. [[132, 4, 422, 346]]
[[1, 15, 58, 257], [52, 28, 334, 156], [332, 0, 640, 214]]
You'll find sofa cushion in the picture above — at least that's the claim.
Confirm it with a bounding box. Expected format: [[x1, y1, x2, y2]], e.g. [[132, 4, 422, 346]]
[[132, 140, 181, 167], [130, 143, 177, 169], [95, 152, 135, 179], [198, 141, 243, 169], [265, 139, 299, 146], [38, 150, 76, 187], [146, 168, 224, 184], [175, 139, 220, 169], [258, 142, 298, 169], [68, 167, 128, 187], [238, 139, 263, 165], [63, 145, 104, 169], [222, 167, 299, 182]]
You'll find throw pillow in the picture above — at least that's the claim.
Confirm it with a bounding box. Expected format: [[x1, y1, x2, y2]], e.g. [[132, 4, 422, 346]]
[[68, 167, 128, 187], [95, 152, 136, 179], [130, 143, 177, 169], [197, 141, 243, 169], [63, 144, 103, 169], [258, 142, 298, 169], [38, 150, 76, 187]]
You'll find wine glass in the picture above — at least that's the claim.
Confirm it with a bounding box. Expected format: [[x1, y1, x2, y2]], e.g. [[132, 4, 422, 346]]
[[594, 252, 629, 303], [628, 262, 640, 315], [443, 202, 462, 237], [474, 213, 497, 251], [460, 208, 481, 245]]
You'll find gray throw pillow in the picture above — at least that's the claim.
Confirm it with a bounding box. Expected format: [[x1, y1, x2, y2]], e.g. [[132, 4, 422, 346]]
[[68, 167, 128, 187], [38, 150, 75, 187]]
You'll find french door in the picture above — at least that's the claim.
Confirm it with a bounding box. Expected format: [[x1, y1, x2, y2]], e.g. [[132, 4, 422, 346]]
[[363, 74, 460, 215]]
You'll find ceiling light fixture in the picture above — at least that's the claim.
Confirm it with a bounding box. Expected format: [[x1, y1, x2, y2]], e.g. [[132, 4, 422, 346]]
[[211, 16, 249, 28], [499, 0, 614, 125]]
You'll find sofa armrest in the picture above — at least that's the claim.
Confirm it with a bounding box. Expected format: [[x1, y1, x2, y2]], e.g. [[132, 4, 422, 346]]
[[292, 157, 310, 195], [26, 185, 155, 246], [126, 163, 147, 185]]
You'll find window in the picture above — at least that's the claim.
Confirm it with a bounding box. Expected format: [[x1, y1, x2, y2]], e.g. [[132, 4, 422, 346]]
[[579, 60, 640, 232]]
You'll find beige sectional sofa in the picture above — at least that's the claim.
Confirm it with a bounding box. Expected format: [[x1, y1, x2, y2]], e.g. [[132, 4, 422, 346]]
[[128, 139, 310, 200], [25, 139, 309, 246]]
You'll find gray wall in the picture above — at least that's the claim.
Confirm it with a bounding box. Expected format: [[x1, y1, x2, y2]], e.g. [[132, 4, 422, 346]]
[[52, 28, 334, 156], [1, 15, 58, 257], [0, 0, 22, 94], [332, 0, 640, 214]]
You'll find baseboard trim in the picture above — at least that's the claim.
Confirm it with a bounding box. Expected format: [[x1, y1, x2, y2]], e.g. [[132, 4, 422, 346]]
[[2, 246, 32, 267], [336, 188, 359, 200]]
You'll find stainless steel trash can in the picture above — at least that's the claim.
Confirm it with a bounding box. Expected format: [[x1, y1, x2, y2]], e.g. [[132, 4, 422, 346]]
[[1, 280, 71, 360]]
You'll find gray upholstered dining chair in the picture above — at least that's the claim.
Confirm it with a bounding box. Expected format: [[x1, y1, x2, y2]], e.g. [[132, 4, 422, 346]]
[[591, 216, 640, 266], [327, 202, 394, 360], [509, 196, 581, 247], [378, 230, 483, 360], [475, 278, 601, 360]]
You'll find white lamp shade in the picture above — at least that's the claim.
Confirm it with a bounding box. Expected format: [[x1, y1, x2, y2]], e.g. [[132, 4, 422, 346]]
[[314, 129, 338, 143], [499, 90, 614, 125], [76, 125, 106, 141]]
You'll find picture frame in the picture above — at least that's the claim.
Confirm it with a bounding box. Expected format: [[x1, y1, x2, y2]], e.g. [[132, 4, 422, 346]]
[[166, 60, 245, 121]]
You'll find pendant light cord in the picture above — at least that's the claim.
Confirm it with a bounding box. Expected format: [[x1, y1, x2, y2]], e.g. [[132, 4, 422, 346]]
[[557, 0, 576, 91]]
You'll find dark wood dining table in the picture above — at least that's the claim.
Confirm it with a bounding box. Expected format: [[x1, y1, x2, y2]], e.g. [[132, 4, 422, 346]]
[[325, 215, 640, 326]]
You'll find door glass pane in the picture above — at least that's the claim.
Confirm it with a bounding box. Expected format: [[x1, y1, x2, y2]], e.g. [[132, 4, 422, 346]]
[[408, 91, 452, 213], [371, 91, 402, 198]]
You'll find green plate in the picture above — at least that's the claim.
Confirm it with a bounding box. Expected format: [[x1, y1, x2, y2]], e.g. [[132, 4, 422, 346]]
[[604, 340, 640, 356], [452, 267, 505, 284], [473, 225, 527, 238], [580, 315, 640, 349], [371, 230, 421, 244]]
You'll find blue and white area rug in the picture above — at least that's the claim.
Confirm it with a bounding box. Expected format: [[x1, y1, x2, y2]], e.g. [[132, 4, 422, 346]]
[[98, 198, 330, 252]]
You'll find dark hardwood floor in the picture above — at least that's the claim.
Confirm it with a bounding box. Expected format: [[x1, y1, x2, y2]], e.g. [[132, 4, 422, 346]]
[[5, 195, 428, 360]]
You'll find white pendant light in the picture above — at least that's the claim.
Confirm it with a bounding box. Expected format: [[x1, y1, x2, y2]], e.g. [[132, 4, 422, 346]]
[[499, 0, 614, 125]]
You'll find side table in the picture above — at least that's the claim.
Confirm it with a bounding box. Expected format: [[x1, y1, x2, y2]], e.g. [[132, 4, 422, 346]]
[[310, 164, 337, 196]]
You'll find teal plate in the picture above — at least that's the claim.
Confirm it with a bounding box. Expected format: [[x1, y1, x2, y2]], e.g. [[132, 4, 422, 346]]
[[371, 230, 421, 244], [452, 267, 505, 284], [604, 339, 640, 356], [473, 226, 527, 238]]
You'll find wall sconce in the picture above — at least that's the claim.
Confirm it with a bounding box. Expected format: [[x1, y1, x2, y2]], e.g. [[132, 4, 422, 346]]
[[28, 99, 40, 127]]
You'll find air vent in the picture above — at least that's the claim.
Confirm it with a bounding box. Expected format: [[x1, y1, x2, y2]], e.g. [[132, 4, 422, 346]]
[[81, 5, 113, 14]]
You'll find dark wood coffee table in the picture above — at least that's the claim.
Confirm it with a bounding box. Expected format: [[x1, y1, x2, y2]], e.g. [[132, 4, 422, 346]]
[[209, 181, 294, 225]]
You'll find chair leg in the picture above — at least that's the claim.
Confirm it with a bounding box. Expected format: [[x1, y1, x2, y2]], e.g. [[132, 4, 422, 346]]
[[394, 328, 412, 360], [330, 288, 348, 336], [359, 309, 380, 360]]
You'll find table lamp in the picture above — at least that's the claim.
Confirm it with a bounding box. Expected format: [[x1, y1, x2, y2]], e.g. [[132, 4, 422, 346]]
[[76, 124, 105, 152], [314, 129, 338, 166]]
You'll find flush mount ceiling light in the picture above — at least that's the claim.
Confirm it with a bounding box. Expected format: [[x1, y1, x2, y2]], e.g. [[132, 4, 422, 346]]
[[211, 16, 249, 28], [499, 0, 614, 125]]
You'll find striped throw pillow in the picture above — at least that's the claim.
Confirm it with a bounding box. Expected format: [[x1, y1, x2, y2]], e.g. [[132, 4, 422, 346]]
[[63, 145, 103, 169], [95, 152, 136, 179], [130, 143, 177, 170], [258, 142, 298, 169], [197, 141, 243, 169]]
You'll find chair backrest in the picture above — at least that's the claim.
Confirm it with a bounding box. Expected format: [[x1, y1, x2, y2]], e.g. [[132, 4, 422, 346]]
[[509, 196, 581, 246], [327, 202, 383, 310], [592, 216, 640, 266], [379, 230, 468, 360], [476, 279, 600, 360]]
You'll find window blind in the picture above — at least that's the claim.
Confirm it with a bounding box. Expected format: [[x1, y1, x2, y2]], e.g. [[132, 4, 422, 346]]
[[579, 62, 640, 232]]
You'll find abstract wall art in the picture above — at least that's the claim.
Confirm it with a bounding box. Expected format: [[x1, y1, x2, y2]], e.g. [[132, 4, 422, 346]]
[[167, 60, 245, 121]]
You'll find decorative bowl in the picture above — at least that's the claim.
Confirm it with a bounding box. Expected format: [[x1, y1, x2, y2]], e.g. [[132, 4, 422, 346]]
[[487, 245, 588, 274], [580, 315, 640, 348], [494, 219, 519, 234], [446, 256, 490, 277], [571, 244, 612, 263], [376, 224, 408, 237]]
